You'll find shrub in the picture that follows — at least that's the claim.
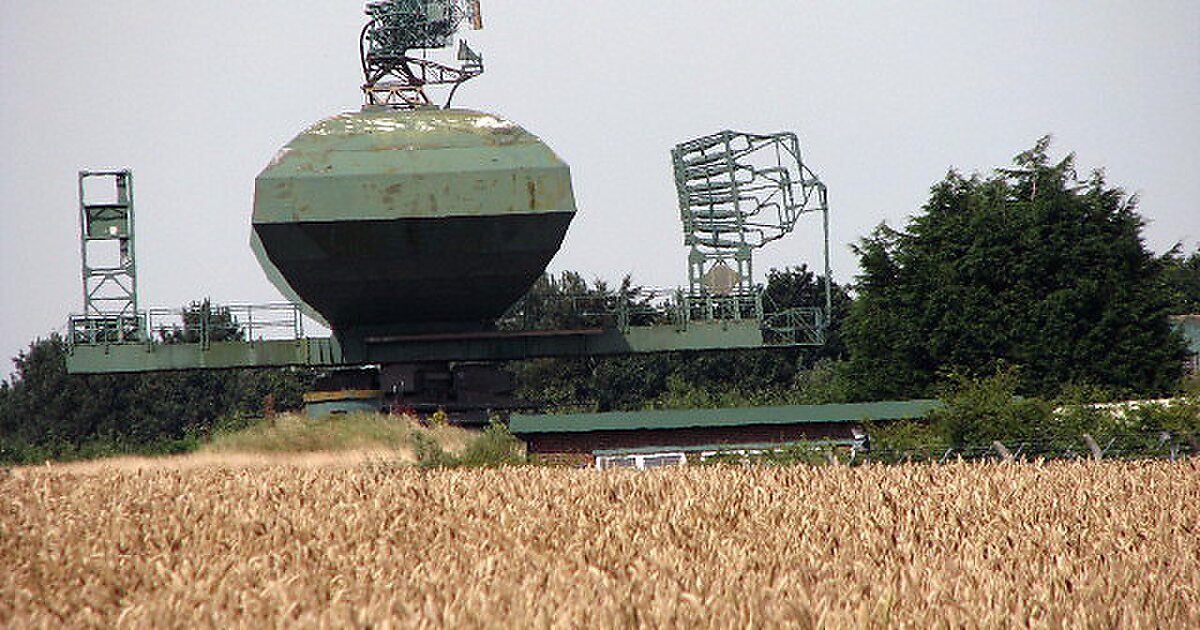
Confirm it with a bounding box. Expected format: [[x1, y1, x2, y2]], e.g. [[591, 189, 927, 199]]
[[864, 419, 949, 463], [1118, 398, 1199, 434], [411, 420, 526, 469], [455, 420, 526, 468], [929, 366, 1054, 446], [410, 431, 456, 469]]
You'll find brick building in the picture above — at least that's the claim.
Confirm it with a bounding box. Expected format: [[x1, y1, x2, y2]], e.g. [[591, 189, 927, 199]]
[[509, 400, 941, 467]]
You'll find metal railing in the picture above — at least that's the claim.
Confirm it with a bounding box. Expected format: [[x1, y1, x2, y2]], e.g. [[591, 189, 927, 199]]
[[499, 287, 682, 333], [69, 314, 145, 345], [502, 285, 827, 345], [70, 289, 828, 349], [69, 302, 311, 349], [762, 307, 825, 345], [668, 431, 1199, 467], [682, 291, 763, 323]]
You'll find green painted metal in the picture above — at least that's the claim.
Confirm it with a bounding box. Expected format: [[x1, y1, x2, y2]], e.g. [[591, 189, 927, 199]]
[[251, 107, 576, 336], [508, 399, 943, 435], [65, 320, 769, 374], [66, 338, 341, 374], [1172, 315, 1200, 353], [253, 109, 573, 223], [353, 320, 766, 363], [75, 170, 142, 344], [1172, 315, 1200, 372], [304, 391, 385, 417], [305, 399, 384, 417], [364, 1, 471, 53], [671, 131, 832, 343]]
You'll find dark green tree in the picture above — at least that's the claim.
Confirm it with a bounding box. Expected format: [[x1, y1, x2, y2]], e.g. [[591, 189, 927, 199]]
[[1162, 245, 1200, 314], [158, 298, 244, 344], [844, 137, 1186, 400], [0, 333, 315, 464], [507, 267, 850, 411]]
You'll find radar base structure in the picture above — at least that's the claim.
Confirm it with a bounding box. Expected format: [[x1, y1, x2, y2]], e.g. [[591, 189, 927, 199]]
[[59, 4, 836, 424], [66, 130, 837, 374], [64, 309, 770, 374]]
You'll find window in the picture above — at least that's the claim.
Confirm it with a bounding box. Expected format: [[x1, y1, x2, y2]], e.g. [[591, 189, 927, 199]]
[[596, 452, 686, 470]]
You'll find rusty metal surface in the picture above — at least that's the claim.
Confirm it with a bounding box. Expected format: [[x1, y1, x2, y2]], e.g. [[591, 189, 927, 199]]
[[254, 108, 574, 223], [360, 0, 485, 108]]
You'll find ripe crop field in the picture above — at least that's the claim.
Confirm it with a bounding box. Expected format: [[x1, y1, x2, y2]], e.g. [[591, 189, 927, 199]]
[[2, 460, 1198, 627]]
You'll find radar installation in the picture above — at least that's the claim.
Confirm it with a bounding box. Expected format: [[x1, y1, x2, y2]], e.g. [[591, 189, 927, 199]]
[[63, 0, 835, 421], [360, 0, 485, 108]]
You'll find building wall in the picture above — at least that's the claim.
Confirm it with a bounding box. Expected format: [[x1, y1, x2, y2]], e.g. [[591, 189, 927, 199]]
[[1174, 315, 1200, 373], [521, 421, 856, 455]]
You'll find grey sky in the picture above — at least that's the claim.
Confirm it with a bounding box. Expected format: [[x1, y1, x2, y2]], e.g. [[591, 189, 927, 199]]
[[2, 1, 1198, 376]]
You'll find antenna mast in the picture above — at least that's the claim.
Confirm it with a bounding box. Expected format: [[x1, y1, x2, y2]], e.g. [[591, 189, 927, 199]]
[[360, 0, 485, 109], [74, 170, 142, 344]]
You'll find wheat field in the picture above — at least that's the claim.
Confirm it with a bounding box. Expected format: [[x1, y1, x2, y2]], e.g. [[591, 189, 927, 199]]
[[2, 459, 1197, 628]]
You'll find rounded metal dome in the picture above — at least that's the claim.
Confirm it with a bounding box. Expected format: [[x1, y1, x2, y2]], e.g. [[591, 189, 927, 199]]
[[251, 108, 576, 336]]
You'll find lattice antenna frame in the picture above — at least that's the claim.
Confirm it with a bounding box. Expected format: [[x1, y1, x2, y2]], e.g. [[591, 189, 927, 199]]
[[672, 130, 831, 326], [74, 169, 143, 344], [360, 0, 484, 109]]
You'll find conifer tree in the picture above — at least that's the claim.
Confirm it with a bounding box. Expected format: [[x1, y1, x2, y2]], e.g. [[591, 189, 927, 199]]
[[845, 137, 1186, 399]]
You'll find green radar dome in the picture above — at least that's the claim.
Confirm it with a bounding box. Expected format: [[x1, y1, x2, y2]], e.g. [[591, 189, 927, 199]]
[[251, 107, 576, 337]]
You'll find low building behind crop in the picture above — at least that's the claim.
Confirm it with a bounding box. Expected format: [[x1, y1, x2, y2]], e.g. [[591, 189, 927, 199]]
[[509, 399, 941, 467]]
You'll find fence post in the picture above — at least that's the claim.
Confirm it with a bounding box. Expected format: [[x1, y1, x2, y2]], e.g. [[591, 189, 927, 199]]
[[1185, 433, 1199, 455], [1081, 434, 1103, 461]]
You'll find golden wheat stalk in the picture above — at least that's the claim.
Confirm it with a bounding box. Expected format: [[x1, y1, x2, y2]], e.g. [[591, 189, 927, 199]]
[[1, 460, 1197, 627]]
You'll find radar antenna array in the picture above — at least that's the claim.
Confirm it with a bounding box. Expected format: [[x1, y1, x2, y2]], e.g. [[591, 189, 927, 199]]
[[672, 130, 831, 334], [360, 0, 484, 109]]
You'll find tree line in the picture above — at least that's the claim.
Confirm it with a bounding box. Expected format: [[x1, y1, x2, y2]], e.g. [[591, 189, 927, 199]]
[[2, 138, 1198, 462], [0, 302, 315, 462]]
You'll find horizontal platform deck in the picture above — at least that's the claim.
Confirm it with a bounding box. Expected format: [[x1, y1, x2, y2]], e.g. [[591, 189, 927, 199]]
[[66, 320, 770, 373]]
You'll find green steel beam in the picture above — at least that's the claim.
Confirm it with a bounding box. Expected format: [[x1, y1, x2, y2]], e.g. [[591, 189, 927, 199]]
[[66, 338, 342, 374], [65, 320, 769, 374]]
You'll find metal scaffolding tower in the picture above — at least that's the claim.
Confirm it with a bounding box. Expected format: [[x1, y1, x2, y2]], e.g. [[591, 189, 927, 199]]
[[74, 169, 141, 344]]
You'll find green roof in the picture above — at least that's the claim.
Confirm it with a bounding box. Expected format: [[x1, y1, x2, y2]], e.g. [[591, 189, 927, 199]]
[[509, 399, 942, 435]]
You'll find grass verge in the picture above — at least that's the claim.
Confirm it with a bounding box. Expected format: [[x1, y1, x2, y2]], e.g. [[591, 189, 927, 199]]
[[205, 412, 526, 468]]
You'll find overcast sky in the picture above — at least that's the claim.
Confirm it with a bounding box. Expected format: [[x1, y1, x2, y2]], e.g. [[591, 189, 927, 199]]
[[2, 1, 1198, 376]]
